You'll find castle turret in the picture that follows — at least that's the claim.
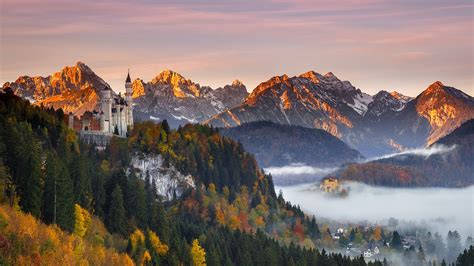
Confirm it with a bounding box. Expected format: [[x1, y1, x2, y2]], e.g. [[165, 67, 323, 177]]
[[100, 86, 112, 132], [124, 70, 133, 128], [68, 112, 74, 129]]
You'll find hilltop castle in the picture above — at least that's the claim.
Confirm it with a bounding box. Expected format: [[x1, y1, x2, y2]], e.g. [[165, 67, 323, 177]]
[[67, 71, 133, 142]]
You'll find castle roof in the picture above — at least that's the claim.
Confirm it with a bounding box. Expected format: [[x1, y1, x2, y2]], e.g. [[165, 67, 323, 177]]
[[103, 85, 111, 91], [126, 70, 131, 83]]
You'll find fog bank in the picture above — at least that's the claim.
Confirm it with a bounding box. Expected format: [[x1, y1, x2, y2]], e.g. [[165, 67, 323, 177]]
[[277, 182, 474, 238], [265, 163, 338, 185], [366, 144, 457, 161]]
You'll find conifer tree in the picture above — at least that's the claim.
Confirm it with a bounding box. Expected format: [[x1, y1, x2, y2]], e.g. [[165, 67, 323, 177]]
[[55, 161, 75, 231], [14, 123, 42, 218], [391, 231, 403, 251], [107, 185, 127, 235]]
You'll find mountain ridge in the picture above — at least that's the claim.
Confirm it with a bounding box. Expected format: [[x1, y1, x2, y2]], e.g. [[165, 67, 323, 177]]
[[220, 120, 364, 168], [2, 62, 249, 126], [205, 72, 473, 157]]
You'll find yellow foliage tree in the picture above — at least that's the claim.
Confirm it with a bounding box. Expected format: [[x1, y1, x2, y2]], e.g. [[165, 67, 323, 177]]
[[129, 229, 146, 254], [141, 250, 152, 265], [229, 215, 240, 230], [74, 204, 91, 237], [0, 204, 133, 265], [372, 225, 382, 241], [190, 239, 206, 266], [147, 230, 169, 256], [215, 206, 225, 225]]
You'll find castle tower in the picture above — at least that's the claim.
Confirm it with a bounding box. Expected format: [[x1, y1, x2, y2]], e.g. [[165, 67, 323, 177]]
[[68, 112, 74, 129], [124, 70, 134, 128], [100, 86, 112, 133], [99, 111, 105, 132]]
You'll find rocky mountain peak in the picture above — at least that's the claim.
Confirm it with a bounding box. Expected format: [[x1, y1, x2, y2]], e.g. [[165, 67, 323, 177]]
[[365, 91, 402, 117], [426, 81, 445, 91], [414, 82, 474, 144], [390, 91, 412, 103], [298, 71, 323, 83], [246, 74, 289, 104], [152, 70, 191, 86], [324, 71, 338, 80], [232, 79, 245, 87]]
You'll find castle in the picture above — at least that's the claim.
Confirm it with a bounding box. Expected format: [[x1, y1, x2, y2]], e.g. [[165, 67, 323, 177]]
[[67, 71, 133, 144]]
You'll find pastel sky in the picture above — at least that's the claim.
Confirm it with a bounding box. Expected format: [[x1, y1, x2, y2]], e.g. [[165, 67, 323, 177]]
[[1, 0, 473, 96]]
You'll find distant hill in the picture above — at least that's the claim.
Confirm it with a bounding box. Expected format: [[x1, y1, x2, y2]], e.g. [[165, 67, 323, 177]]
[[220, 121, 364, 168], [335, 119, 474, 187]]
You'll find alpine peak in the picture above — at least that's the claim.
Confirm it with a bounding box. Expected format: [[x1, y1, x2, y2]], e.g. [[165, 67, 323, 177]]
[[232, 79, 245, 87], [324, 71, 337, 78], [152, 70, 191, 86]]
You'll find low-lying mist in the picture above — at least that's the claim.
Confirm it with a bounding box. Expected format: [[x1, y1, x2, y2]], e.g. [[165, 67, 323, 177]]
[[277, 182, 474, 239], [366, 144, 457, 162], [265, 163, 338, 185]]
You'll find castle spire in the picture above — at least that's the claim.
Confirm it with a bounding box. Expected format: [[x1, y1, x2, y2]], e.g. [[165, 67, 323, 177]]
[[125, 69, 131, 83]]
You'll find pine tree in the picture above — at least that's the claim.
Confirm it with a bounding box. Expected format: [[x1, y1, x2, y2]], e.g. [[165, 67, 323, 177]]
[[127, 172, 147, 229], [91, 164, 106, 218], [107, 185, 127, 235], [391, 231, 403, 251], [162, 120, 171, 134], [14, 123, 42, 218], [418, 245, 426, 262], [55, 160, 75, 231], [70, 153, 92, 209], [43, 152, 59, 224]]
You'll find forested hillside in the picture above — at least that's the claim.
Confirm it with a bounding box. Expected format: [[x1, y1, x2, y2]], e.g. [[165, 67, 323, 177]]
[[335, 119, 474, 187], [220, 121, 363, 167], [0, 90, 380, 265]]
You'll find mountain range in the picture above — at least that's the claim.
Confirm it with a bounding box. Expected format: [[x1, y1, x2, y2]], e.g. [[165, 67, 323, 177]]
[[205, 72, 474, 157], [2, 62, 248, 127], [3, 62, 473, 157], [131, 70, 248, 127]]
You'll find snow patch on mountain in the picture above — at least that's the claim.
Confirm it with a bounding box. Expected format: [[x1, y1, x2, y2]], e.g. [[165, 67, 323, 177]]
[[131, 154, 195, 201], [171, 114, 197, 123], [348, 93, 373, 115]]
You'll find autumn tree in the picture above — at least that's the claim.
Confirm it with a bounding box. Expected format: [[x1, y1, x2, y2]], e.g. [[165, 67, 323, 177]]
[[190, 239, 206, 266], [74, 204, 91, 237]]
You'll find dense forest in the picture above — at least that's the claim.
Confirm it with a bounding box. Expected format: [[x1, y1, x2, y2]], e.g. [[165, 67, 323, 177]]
[[0, 90, 386, 265]]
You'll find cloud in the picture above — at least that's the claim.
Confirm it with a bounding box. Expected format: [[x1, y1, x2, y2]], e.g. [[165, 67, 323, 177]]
[[278, 182, 474, 239], [265, 163, 338, 176], [264, 163, 339, 186], [367, 144, 457, 161], [1, 0, 473, 96]]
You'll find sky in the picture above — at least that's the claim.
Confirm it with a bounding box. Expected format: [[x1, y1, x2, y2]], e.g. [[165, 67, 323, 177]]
[[1, 0, 473, 96]]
